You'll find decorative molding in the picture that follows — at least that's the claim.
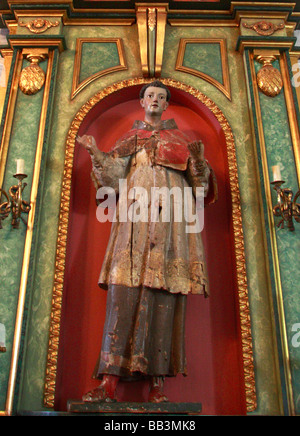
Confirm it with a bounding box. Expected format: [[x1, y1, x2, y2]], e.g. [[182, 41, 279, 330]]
[[71, 38, 127, 100], [175, 38, 231, 101], [44, 77, 256, 413], [6, 12, 135, 29], [19, 18, 59, 34], [168, 18, 238, 27], [6, 35, 66, 53], [243, 21, 284, 36], [236, 36, 296, 54], [0, 1, 298, 29]]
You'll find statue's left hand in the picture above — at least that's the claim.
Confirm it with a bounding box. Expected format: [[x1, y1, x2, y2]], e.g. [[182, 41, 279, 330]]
[[188, 141, 204, 160]]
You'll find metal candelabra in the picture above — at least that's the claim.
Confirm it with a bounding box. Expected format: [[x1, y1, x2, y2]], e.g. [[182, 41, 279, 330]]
[[0, 173, 31, 229]]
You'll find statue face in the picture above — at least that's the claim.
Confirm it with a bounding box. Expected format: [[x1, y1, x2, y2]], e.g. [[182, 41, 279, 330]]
[[140, 86, 169, 118]]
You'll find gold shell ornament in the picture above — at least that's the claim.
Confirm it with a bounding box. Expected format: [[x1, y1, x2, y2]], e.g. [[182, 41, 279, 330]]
[[19, 59, 45, 95], [257, 64, 283, 97]]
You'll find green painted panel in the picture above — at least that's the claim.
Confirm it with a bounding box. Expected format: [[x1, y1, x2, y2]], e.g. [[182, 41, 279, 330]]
[[182, 42, 223, 85], [79, 41, 121, 83]]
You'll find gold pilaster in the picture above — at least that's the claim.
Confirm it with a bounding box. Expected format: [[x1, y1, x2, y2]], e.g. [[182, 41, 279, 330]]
[[243, 46, 296, 416], [0, 21, 64, 413], [4, 48, 55, 416], [235, 2, 299, 415], [0, 50, 23, 192], [279, 51, 300, 186]]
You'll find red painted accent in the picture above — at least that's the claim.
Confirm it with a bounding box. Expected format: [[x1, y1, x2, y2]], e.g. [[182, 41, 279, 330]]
[[55, 85, 246, 415], [113, 127, 191, 166]]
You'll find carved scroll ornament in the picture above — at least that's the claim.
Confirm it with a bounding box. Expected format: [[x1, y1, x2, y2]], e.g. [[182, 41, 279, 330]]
[[19, 18, 59, 34], [243, 21, 284, 36]]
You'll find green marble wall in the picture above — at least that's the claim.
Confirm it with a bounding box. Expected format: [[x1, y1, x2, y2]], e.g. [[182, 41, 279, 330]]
[[0, 56, 46, 411], [1, 18, 298, 416], [254, 58, 300, 414]]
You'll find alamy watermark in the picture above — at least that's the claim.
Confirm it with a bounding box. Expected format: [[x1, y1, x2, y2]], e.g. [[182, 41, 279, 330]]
[[292, 62, 300, 88], [291, 323, 300, 348], [96, 179, 205, 234]]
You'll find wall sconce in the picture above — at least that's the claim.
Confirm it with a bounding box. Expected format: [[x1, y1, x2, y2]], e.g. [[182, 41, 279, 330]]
[[271, 165, 300, 231], [0, 159, 31, 229]]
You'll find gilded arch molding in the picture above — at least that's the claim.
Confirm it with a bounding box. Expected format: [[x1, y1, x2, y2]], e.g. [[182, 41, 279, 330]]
[[44, 77, 256, 412]]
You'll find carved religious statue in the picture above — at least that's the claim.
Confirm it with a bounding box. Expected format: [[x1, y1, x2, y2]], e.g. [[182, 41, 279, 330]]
[[76, 81, 217, 403]]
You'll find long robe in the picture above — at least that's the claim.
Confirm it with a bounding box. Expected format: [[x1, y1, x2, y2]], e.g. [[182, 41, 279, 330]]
[[91, 119, 217, 379]]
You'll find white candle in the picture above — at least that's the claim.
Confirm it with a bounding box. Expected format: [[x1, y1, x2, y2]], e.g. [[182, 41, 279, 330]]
[[0, 323, 5, 348], [272, 165, 282, 182], [16, 159, 25, 174]]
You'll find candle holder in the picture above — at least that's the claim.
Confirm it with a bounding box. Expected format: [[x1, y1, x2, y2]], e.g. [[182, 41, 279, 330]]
[[0, 173, 31, 229], [271, 180, 300, 231]]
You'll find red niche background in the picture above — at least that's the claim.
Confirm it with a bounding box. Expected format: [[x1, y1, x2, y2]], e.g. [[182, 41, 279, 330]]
[[54, 84, 247, 415]]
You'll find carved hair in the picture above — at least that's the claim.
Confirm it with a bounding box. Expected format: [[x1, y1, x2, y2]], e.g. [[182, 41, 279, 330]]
[[139, 80, 171, 101]]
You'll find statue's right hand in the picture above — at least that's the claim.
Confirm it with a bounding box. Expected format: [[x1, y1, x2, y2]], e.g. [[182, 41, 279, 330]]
[[77, 135, 97, 155]]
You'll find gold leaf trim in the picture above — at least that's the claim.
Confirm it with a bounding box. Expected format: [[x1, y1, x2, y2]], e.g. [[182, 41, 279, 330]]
[[44, 77, 256, 412]]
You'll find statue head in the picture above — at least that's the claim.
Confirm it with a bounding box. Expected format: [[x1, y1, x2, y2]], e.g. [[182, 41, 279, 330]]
[[139, 81, 170, 121], [139, 80, 171, 102]]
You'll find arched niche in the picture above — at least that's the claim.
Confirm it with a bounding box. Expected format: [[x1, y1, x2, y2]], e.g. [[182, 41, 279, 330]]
[[45, 78, 255, 415]]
